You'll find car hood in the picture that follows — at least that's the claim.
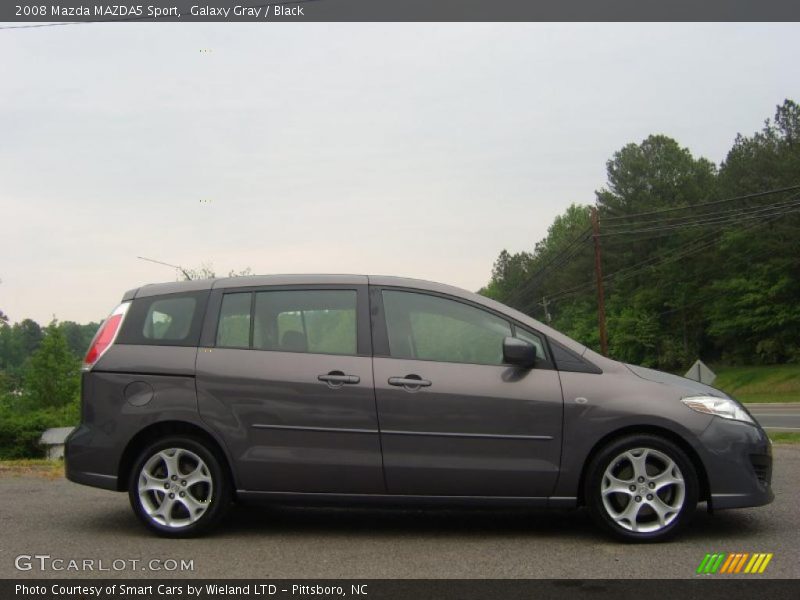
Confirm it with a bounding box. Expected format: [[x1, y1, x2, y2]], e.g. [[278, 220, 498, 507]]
[[624, 364, 729, 399]]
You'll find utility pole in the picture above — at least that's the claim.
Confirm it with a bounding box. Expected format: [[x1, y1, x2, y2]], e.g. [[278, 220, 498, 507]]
[[539, 296, 552, 323], [591, 206, 608, 356]]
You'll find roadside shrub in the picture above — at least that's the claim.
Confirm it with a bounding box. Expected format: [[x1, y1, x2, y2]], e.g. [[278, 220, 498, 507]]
[[0, 402, 79, 459]]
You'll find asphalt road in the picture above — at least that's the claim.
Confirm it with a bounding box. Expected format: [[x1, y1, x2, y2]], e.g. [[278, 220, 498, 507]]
[[748, 403, 800, 432], [0, 446, 797, 580]]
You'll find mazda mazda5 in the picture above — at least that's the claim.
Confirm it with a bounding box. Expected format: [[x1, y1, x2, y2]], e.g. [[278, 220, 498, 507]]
[[65, 275, 773, 541]]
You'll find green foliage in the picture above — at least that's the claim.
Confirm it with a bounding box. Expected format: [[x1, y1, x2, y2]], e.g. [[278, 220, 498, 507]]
[[482, 100, 800, 371], [481, 249, 534, 302], [0, 403, 78, 459], [0, 321, 82, 458], [58, 321, 100, 359], [607, 305, 659, 367], [23, 322, 81, 410], [550, 299, 599, 350], [707, 265, 800, 364], [597, 134, 717, 215], [719, 100, 800, 194]]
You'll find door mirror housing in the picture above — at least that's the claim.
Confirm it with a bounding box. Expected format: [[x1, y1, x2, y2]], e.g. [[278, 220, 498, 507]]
[[503, 336, 537, 369]]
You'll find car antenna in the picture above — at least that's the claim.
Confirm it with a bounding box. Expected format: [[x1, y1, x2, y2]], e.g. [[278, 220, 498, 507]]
[[137, 256, 193, 281]]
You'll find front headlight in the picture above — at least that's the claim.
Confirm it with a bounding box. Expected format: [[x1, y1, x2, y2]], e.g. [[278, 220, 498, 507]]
[[681, 395, 755, 424]]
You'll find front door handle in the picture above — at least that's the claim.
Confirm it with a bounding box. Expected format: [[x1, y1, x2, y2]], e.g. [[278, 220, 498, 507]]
[[388, 375, 432, 390], [318, 371, 360, 387]]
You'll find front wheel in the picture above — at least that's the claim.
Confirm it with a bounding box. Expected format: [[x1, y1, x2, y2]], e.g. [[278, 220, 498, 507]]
[[585, 434, 698, 542], [128, 435, 231, 537]]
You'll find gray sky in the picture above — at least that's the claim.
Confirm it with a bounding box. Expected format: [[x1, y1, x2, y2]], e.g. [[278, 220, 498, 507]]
[[1, 23, 797, 324]]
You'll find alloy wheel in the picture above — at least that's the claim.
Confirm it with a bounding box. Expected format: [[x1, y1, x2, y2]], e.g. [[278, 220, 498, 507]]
[[137, 447, 213, 529], [600, 447, 686, 533]]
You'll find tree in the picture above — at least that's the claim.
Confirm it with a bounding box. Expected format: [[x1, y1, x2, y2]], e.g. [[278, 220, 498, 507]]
[[719, 99, 800, 194], [0, 319, 44, 385], [480, 249, 534, 302], [179, 263, 253, 281], [22, 322, 80, 410], [59, 321, 101, 360], [13, 319, 43, 361], [596, 135, 717, 216], [480, 100, 800, 369], [712, 99, 800, 362]]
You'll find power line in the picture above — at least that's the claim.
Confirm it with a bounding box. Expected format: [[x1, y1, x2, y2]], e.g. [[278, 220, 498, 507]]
[[601, 192, 800, 230], [503, 226, 592, 307], [517, 191, 800, 307], [501, 186, 800, 323], [546, 211, 787, 304], [596, 199, 800, 281], [601, 194, 800, 233], [504, 232, 590, 307], [598, 197, 800, 237], [545, 227, 732, 302], [600, 184, 800, 222]]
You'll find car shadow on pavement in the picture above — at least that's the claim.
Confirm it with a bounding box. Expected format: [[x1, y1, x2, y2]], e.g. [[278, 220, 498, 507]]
[[69, 497, 776, 543], [221, 504, 604, 540], [209, 502, 775, 542]]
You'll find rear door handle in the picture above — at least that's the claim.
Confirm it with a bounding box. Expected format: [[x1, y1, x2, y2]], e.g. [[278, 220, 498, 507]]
[[318, 372, 360, 386], [388, 375, 432, 389]]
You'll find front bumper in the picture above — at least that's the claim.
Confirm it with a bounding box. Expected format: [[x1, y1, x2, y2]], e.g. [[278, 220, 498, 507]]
[[698, 417, 774, 510]]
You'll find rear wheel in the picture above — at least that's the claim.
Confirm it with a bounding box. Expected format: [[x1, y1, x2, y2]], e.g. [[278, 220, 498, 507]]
[[585, 434, 698, 542], [128, 435, 231, 537]]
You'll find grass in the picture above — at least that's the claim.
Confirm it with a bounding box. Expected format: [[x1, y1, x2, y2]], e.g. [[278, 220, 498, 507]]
[[0, 458, 64, 479], [768, 432, 800, 444], [712, 364, 800, 403]]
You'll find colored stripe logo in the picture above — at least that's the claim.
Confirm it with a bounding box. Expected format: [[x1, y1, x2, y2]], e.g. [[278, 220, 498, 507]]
[[697, 552, 773, 574]]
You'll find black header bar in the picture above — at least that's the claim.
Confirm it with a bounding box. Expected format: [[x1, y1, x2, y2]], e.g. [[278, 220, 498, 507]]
[[2, 0, 800, 25]]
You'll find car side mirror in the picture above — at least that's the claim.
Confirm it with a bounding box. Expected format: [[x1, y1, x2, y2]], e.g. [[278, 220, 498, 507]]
[[503, 336, 537, 369]]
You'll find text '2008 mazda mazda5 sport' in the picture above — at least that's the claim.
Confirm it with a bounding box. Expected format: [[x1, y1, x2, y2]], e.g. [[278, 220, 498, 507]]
[[65, 275, 773, 541]]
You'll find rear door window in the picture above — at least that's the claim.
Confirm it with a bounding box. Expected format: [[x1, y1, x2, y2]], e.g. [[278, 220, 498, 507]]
[[253, 290, 357, 356], [216, 293, 252, 348]]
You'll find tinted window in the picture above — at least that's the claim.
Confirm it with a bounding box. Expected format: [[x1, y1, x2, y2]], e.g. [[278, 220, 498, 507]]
[[216, 293, 251, 348], [143, 297, 196, 341], [382, 291, 512, 365], [117, 291, 209, 347], [252, 290, 357, 356]]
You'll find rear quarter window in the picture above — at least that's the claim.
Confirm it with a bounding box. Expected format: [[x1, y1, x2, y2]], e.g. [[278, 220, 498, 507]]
[[117, 291, 209, 347]]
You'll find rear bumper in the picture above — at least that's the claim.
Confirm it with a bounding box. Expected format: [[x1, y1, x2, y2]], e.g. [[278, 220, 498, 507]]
[[698, 417, 774, 511], [64, 424, 121, 491]]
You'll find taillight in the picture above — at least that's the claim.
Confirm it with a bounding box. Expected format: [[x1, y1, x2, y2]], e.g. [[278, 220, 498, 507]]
[[83, 302, 130, 371]]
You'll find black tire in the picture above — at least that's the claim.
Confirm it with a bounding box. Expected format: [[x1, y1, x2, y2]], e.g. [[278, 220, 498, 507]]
[[128, 435, 231, 537], [584, 434, 698, 543]]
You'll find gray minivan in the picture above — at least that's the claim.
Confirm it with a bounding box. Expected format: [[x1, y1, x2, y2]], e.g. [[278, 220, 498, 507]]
[[65, 275, 773, 541]]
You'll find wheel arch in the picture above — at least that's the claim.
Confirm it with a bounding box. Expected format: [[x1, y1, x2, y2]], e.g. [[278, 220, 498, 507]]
[[576, 425, 710, 506], [117, 420, 236, 494]]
